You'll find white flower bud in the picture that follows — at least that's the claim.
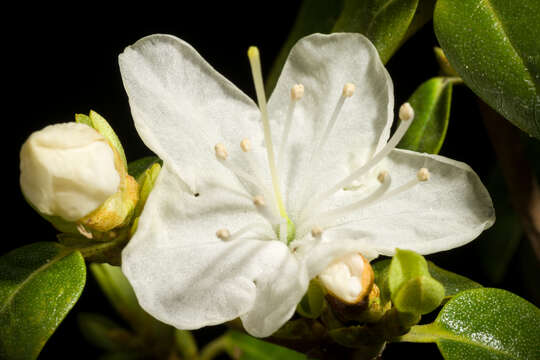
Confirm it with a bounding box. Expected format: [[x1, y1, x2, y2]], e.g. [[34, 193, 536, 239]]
[[319, 252, 374, 304], [20, 122, 121, 222]]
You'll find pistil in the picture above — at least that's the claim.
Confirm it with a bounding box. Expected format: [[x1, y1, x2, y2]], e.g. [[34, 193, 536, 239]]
[[248, 47, 288, 220]]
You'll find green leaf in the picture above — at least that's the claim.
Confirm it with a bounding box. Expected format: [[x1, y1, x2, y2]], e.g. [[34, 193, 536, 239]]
[[78, 312, 135, 351], [374, 258, 481, 303], [266, 0, 344, 94], [427, 262, 482, 300], [434, 0, 540, 139], [400, 288, 540, 360], [223, 330, 307, 360], [0, 242, 86, 360], [174, 330, 198, 360], [333, 0, 419, 64], [401, 0, 436, 45], [475, 168, 523, 283], [127, 156, 162, 180], [398, 77, 453, 154]]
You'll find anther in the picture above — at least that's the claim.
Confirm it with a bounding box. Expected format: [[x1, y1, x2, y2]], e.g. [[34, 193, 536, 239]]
[[240, 138, 251, 152], [216, 228, 231, 240], [253, 195, 265, 206], [311, 226, 323, 238], [377, 170, 389, 183], [342, 83, 356, 98], [399, 102, 414, 122], [417, 168, 430, 182], [291, 84, 304, 101], [215, 143, 228, 160], [77, 223, 93, 239]]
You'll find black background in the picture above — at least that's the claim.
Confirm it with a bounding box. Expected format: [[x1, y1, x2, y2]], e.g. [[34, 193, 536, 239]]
[[5, 2, 537, 359]]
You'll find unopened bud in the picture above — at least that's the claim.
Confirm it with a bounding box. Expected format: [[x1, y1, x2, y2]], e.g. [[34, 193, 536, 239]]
[[20, 122, 121, 222], [319, 253, 374, 305]]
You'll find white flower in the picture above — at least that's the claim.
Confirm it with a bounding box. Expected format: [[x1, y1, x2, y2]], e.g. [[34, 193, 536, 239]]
[[119, 33, 494, 337], [20, 122, 120, 221]]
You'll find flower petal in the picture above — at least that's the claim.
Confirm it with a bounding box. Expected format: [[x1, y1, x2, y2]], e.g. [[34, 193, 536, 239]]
[[267, 33, 394, 215], [316, 149, 495, 256], [240, 255, 308, 337], [122, 164, 298, 331], [119, 34, 262, 194]]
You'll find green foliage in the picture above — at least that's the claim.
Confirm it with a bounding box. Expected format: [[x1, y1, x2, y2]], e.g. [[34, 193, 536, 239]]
[[374, 258, 481, 304], [266, 0, 344, 93], [397, 77, 453, 154], [434, 0, 540, 139], [333, 0, 419, 64], [127, 156, 162, 180], [475, 168, 523, 283], [296, 279, 325, 319], [223, 330, 307, 360], [0, 242, 86, 360], [266, 0, 434, 93], [387, 249, 445, 315], [400, 288, 540, 360]]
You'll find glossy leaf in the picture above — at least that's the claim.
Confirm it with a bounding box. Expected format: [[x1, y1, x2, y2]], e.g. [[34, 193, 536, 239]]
[[266, 0, 344, 93], [0, 242, 86, 360], [333, 0, 419, 63], [398, 77, 453, 154], [401, 288, 540, 360], [434, 0, 540, 139], [223, 330, 306, 360], [427, 262, 482, 299]]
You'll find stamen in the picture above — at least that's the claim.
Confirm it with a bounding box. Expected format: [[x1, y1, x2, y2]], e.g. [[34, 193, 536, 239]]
[[301, 171, 392, 232], [377, 167, 429, 202], [248, 46, 287, 219], [278, 84, 303, 169], [77, 223, 93, 239], [216, 228, 231, 240], [215, 143, 228, 160], [301, 102, 416, 218], [317, 83, 355, 154], [399, 102, 414, 122], [215, 146, 277, 218]]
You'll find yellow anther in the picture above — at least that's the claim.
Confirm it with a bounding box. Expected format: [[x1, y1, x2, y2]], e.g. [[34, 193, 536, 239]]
[[215, 143, 228, 160], [240, 138, 251, 152], [377, 170, 389, 183], [291, 84, 305, 101], [216, 228, 231, 240], [417, 168, 430, 182], [311, 226, 323, 238], [399, 102, 415, 122], [253, 195, 265, 206], [342, 83, 355, 98]]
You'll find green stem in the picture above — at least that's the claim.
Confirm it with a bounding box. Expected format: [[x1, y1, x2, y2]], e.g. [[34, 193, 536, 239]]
[[392, 323, 439, 343], [199, 336, 228, 360]]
